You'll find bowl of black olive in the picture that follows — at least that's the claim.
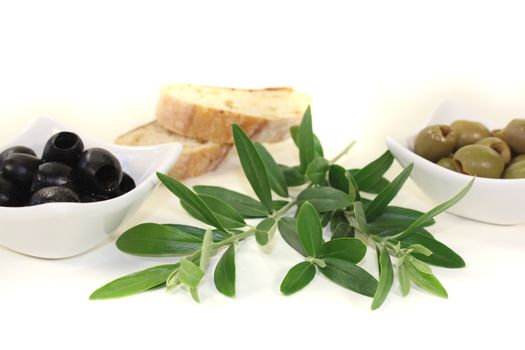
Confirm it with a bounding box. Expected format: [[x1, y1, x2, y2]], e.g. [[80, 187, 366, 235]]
[[0, 117, 182, 258], [386, 101, 525, 225]]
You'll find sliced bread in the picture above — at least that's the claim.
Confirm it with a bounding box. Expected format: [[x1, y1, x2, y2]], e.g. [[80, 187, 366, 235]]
[[115, 121, 231, 180], [155, 84, 311, 144]]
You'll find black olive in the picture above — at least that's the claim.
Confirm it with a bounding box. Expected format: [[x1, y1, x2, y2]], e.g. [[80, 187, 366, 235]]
[[77, 148, 123, 195], [2, 153, 43, 191], [119, 172, 136, 194], [42, 132, 84, 166], [29, 186, 80, 206], [0, 146, 36, 175], [31, 162, 79, 193], [0, 177, 27, 207]]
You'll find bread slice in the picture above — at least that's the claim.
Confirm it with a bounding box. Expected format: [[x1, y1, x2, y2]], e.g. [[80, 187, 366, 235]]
[[115, 121, 231, 179], [155, 85, 311, 144]]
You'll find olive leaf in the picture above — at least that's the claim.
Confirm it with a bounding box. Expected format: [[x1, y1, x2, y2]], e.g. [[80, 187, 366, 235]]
[[278, 217, 307, 257], [90, 264, 179, 300], [116, 223, 204, 256], [255, 218, 277, 247], [254, 142, 289, 198], [157, 173, 227, 232], [279, 164, 306, 187], [178, 259, 205, 302], [232, 124, 273, 212], [306, 157, 329, 185], [317, 238, 366, 263], [371, 246, 394, 310], [297, 186, 353, 213], [399, 232, 465, 268], [405, 262, 448, 298], [189, 194, 246, 229], [214, 244, 236, 297], [398, 263, 411, 296], [290, 124, 324, 158], [280, 261, 316, 296], [193, 186, 269, 218], [298, 106, 316, 172], [297, 202, 324, 257], [353, 150, 394, 192], [329, 165, 358, 202], [365, 163, 413, 221], [319, 257, 378, 298], [393, 178, 475, 240]]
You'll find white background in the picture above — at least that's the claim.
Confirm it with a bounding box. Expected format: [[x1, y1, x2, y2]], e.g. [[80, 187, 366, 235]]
[[1, 1, 525, 349]]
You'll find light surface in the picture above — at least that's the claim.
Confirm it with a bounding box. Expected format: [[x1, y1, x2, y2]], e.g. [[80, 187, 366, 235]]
[[1, 1, 525, 349]]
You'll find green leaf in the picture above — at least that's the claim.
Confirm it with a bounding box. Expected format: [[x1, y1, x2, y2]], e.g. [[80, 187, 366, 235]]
[[193, 186, 268, 218], [157, 173, 226, 232], [116, 223, 204, 256], [90, 264, 179, 300], [353, 201, 369, 234], [399, 232, 465, 268], [199, 229, 214, 271], [365, 163, 413, 221], [254, 143, 289, 198], [255, 218, 277, 246], [297, 202, 324, 257], [366, 206, 435, 234], [319, 257, 378, 298], [297, 186, 353, 213], [232, 124, 273, 212], [197, 194, 246, 228], [406, 263, 448, 298], [332, 223, 354, 239], [280, 261, 316, 296], [394, 178, 475, 240], [398, 263, 411, 296], [306, 157, 329, 185], [298, 106, 315, 172], [179, 259, 205, 290], [278, 217, 307, 256], [328, 165, 359, 202], [409, 257, 433, 274], [214, 244, 236, 297], [354, 150, 394, 192], [290, 125, 324, 157], [165, 224, 230, 242], [318, 238, 366, 263], [371, 246, 394, 310], [350, 169, 390, 194], [279, 164, 306, 187]]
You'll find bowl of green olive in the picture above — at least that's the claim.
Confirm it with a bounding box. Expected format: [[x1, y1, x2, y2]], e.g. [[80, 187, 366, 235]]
[[386, 103, 525, 225]]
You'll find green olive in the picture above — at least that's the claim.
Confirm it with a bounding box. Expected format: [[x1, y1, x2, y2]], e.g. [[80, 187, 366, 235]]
[[414, 125, 457, 162], [437, 157, 458, 172], [502, 119, 525, 154], [491, 129, 504, 138], [503, 160, 525, 179], [453, 144, 504, 178], [475, 137, 512, 165], [510, 154, 525, 165], [450, 120, 490, 148]]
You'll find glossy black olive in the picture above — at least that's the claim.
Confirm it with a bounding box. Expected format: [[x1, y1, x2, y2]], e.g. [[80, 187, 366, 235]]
[[29, 186, 80, 206], [0, 146, 36, 175], [31, 162, 78, 193], [42, 132, 84, 166], [0, 177, 27, 207], [77, 148, 123, 195], [2, 153, 43, 191], [119, 172, 136, 194]]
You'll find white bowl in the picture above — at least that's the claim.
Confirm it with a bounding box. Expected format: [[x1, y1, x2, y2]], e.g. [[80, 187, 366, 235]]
[[386, 101, 525, 226], [0, 117, 182, 258]]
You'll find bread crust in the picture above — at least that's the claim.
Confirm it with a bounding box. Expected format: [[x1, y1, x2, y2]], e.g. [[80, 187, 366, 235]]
[[155, 86, 307, 144], [115, 121, 231, 180]]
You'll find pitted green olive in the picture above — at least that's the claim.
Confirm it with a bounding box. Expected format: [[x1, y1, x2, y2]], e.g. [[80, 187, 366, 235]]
[[436, 157, 457, 172], [450, 120, 490, 148], [414, 125, 457, 162], [453, 144, 504, 178], [510, 154, 525, 165], [475, 137, 511, 165], [502, 119, 525, 154], [503, 160, 525, 179]]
